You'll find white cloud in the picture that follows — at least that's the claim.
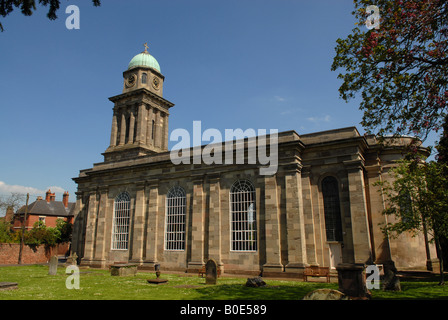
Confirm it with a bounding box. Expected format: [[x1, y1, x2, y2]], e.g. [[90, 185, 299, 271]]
[[0, 181, 44, 196], [274, 96, 286, 102], [307, 115, 331, 123], [0, 181, 66, 197], [47, 186, 66, 194]]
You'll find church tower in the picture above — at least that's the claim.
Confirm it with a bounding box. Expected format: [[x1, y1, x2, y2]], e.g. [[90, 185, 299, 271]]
[[103, 44, 174, 162]]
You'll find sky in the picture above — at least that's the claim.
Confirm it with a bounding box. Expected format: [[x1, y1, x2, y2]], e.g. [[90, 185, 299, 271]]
[[0, 0, 440, 211]]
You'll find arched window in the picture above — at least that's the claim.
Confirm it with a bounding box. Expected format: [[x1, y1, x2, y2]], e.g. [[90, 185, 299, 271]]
[[112, 192, 131, 250], [322, 176, 343, 242], [142, 73, 147, 84], [165, 186, 186, 250], [230, 180, 257, 251]]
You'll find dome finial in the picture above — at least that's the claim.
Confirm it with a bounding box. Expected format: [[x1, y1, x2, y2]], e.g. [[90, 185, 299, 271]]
[[143, 42, 149, 53]]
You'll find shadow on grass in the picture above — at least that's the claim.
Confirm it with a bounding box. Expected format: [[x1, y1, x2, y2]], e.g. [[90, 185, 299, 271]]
[[191, 283, 337, 300]]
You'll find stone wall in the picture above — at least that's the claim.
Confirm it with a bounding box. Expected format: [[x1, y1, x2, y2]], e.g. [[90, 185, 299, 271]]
[[0, 243, 68, 265]]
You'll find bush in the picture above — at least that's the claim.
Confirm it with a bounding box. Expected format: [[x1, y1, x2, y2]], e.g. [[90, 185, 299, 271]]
[[0, 219, 73, 247], [0, 218, 14, 243]]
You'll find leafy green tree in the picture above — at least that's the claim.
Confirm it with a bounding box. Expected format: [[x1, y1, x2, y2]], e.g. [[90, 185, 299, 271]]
[[377, 159, 448, 284], [0, 0, 101, 31], [26, 221, 59, 246], [55, 218, 72, 244], [332, 0, 448, 141], [0, 218, 14, 243]]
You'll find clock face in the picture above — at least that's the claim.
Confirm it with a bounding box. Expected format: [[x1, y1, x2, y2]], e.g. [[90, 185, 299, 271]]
[[126, 74, 137, 87], [152, 76, 160, 90]]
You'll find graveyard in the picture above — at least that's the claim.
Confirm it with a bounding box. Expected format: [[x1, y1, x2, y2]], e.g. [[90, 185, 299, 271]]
[[1, 262, 448, 300]]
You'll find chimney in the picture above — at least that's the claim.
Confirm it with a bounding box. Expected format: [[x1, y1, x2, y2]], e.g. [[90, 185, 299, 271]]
[[46, 189, 52, 202], [62, 191, 69, 208], [5, 206, 14, 223], [46, 189, 56, 202]]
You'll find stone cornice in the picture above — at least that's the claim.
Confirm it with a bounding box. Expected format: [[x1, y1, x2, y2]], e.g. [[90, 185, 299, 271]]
[[109, 88, 174, 110]]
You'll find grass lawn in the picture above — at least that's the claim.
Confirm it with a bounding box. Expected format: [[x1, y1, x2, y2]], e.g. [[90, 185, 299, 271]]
[[1, 264, 448, 300]]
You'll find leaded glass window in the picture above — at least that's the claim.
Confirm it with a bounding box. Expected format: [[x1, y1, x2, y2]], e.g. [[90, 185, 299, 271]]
[[112, 192, 131, 250], [165, 186, 186, 251], [230, 180, 257, 251], [322, 176, 343, 242]]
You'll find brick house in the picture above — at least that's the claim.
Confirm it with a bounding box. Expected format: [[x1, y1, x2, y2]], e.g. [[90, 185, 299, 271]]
[[13, 189, 74, 230]]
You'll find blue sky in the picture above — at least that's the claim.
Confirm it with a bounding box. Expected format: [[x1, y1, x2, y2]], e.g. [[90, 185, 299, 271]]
[[0, 0, 439, 207]]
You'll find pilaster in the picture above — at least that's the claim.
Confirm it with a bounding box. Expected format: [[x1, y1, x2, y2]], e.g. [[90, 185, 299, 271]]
[[81, 190, 99, 265], [301, 165, 318, 266], [365, 163, 393, 265], [344, 159, 373, 264], [130, 182, 147, 265], [208, 174, 223, 270], [262, 174, 283, 275], [187, 174, 205, 272], [92, 187, 109, 267], [144, 179, 159, 268], [284, 164, 308, 274]]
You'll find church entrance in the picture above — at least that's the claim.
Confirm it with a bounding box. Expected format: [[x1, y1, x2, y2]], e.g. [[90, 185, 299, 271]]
[[329, 242, 342, 270]]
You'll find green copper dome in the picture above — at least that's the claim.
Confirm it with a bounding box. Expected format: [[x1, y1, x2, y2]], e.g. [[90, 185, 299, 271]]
[[128, 51, 161, 73]]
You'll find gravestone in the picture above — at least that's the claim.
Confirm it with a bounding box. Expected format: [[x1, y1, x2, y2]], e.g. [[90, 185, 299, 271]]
[[336, 263, 370, 299], [66, 252, 78, 266], [382, 261, 401, 291], [245, 277, 266, 287], [110, 263, 138, 276], [0, 282, 18, 291], [205, 259, 217, 285], [48, 256, 58, 275]]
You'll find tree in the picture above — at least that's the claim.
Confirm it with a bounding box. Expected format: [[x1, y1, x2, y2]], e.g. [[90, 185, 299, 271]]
[[0, 0, 101, 31], [332, 0, 448, 141], [0, 192, 25, 216], [0, 218, 14, 243], [55, 218, 72, 244], [376, 159, 448, 284], [434, 115, 448, 272]]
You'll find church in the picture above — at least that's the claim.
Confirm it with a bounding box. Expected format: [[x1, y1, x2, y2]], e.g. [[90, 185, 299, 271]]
[[71, 45, 435, 277]]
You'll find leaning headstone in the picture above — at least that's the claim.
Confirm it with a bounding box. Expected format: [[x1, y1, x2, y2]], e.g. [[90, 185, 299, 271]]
[[245, 277, 266, 287], [66, 252, 78, 266], [205, 259, 217, 285], [48, 256, 58, 275], [382, 261, 401, 291], [303, 289, 348, 300]]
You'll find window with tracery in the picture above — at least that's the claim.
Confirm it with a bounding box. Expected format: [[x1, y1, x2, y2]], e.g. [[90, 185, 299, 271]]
[[322, 176, 343, 242], [230, 180, 257, 251], [112, 192, 131, 250], [165, 186, 186, 250]]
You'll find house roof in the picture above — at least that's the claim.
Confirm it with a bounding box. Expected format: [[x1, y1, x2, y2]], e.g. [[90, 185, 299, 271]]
[[16, 200, 74, 217]]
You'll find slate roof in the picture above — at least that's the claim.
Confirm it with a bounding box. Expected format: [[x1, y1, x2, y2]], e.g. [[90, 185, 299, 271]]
[[16, 200, 74, 217]]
